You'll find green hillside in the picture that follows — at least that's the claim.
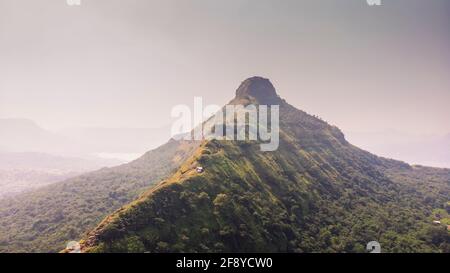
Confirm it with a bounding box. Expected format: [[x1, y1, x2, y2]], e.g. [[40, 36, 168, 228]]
[[80, 77, 450, 253], [0, 140, 199, 253]]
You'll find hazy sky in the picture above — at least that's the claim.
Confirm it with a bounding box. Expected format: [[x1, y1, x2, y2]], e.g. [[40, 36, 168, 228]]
[[1, 0, 449, 136]]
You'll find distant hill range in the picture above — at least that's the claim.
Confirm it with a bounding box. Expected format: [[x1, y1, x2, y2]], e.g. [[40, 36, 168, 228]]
[[347, 131, 450, 168], [0, 119, 73, 155], [0, 118, 171, 160]]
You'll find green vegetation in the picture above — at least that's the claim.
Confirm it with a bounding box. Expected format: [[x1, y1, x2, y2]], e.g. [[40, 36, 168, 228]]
[[3, 77, 449, 253], [0, 140, 200, 253], [81, 99, 450, 253]]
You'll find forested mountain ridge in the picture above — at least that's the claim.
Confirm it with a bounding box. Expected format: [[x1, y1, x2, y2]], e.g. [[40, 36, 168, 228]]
[[0, 140, 200, 252], [80, 77, 450, 253]]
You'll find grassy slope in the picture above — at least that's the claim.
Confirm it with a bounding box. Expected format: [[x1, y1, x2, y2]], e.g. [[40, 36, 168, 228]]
[[0, 140, 200, 253], [81, 103, 450, 252]]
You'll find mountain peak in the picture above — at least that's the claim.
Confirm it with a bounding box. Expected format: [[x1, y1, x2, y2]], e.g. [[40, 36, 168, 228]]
[[235, 77, 280, 104], [77, 77, 450, 254]]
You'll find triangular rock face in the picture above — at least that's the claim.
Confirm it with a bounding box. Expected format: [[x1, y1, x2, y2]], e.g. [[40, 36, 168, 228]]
[[235, 76, 281, 104], [79, 78, 450, 253]]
